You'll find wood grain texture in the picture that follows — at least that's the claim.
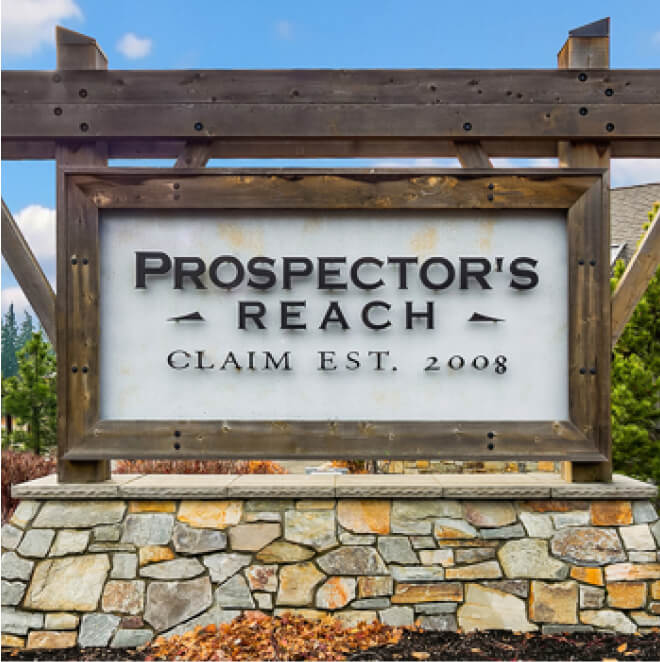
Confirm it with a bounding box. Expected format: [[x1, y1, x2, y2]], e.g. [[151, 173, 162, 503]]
[[454, 141, 492, 167], [55, 26, 110, 484], [69, 168, 599, 210], [611, 208, 660, 345], [4, 102, 658, 141], [558, 26, 612, 483], [1, 199, 57, 345], [174, 141, 212, 168]]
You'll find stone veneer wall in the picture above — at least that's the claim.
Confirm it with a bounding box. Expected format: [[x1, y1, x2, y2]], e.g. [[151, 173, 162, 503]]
[[2, 497, 660, 650]]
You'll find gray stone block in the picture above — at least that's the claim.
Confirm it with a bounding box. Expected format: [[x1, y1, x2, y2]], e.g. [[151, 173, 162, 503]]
[[162, 605, 240, 638], [17, 528, 55, 558], [94, 524, 122, 542], [33, 501, 125, 528], [140, 558, 204, 580], [1, 607, 44, 634], [379, 606, 414, 626], [410, 536, 436, 549], [415, 602, 458, 614], [1, 551, 33, 580], [79, 613, 121, 647], [1, 524, 23, 550], [172, 522, 227, 554], [121, 514, 174, 546], [111, 629, 153, 648], [632, 501, 658, 524], [352, 598, 391, 609], [1, 580, 26, 606], [417, 614, 458, 631], [542, 625, 594, 634], [144, 577, 213, 632], [480, 523, 526, 539], [111, 553, 138, 579], [50, 530, 90, 556], [215, 574, 255, 609], [377, 536, 418, 564]]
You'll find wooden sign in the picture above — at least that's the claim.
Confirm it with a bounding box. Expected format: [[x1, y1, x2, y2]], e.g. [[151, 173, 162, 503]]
[[59, 168, 609, 463]]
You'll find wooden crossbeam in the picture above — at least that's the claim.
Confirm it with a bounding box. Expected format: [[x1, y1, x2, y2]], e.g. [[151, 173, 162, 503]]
[[611, 208, 660, 346], [454, 141, 492, 168], [175, 141, 212, 168], [1, 199, 57, 346]]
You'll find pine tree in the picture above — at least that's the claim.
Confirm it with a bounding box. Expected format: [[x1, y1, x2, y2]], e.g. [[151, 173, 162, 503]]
[[1, 303, 19, 378], [610, 203, 660, 487], [17, 310, 34, 350], [2, 331, 57, 455]]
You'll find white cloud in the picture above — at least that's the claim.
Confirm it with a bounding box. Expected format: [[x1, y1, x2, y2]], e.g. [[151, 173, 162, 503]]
[[116, 32, 152, 59], [275, 20, 293, 40], [611, 159, 660, 188], [1, 0, 82, 56], [13, 205, 56, 262]]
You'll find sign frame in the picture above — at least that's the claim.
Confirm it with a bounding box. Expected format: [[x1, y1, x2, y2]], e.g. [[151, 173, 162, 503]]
[[59, 167, 609, 463]]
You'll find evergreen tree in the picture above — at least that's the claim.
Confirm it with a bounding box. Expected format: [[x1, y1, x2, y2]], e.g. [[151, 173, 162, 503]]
[[18, 310, 34, 349], [2, 331, 57, 455], [1, 303, 19, 377], [610, 203, 660, 487]]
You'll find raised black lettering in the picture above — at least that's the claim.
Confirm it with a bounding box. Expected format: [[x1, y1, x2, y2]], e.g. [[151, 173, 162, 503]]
[[167, 349, 190, 369], [319, 301, 350, 330], [509, 257, 539, 290], [420, 257, 455, 290], [238, 301, 266, 329], [460, 257, 492, 289], [283, 257, 313, 289], [136, 251, 172, 288], [281, 300, 306, 329], [351, 257, 384, 290], [387, 257, 418, 289], [209, 255, 244, 289], [247, 257, 276, 290], [362, 301, 391, 330], [405, 301, 434, 329]]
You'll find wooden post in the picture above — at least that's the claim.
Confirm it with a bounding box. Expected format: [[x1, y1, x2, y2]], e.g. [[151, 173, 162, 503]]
[[56, 27, 111, 483], [558, 18, 612, 483], [611, 208, 660, 346]]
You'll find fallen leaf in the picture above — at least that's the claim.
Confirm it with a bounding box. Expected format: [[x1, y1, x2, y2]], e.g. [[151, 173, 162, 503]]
[[412, 653, 430, 660]]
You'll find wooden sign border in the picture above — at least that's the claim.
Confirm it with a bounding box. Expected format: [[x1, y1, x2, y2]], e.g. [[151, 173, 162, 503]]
[[59, 167, 609, 462]]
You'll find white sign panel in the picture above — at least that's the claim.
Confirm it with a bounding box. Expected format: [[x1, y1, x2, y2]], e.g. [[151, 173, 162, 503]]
[[99, 210, 568, 422]]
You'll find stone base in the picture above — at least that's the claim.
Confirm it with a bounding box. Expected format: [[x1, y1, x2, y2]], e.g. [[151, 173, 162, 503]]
[[2, 474, 658, 648]]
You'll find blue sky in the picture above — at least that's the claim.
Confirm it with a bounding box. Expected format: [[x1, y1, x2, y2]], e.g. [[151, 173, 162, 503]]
[[2, 0, 660, 318]]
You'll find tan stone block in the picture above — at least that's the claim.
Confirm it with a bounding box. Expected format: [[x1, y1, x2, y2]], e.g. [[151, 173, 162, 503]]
[[570, 566, 604, 586], [316, 577, 356, 610], [1, 635, 25, 648], [337, 500, 390, 534], [590, 501, 633, 526], [652, 581, 660, 600], [520, 501, 590, 513], [246, 565, 278, 592], [256, 542, 314, 564], [463, 502, 516, 528], [458, 584, 537, 632], [419, 549, 454, 567], [537, 461, 556, 472], [102, 580, 145, 615], [529, 581, 578, 624], [607, 582, 647, 609], [138, 546, 175, 566], [24, 555, 110, 612], [334, 610, 378, 627], [445, 561, 502, 580], [273, 608, 325, 620], [296, 500, 335, 510], [177, 501, 242, 529], [391, 583, 463, 604], [27, 631, 77, 649], [129, 501, 176, 513], [228, 523, 281, 551], [357, 576, 393, 598], [605, 563, 660, 582], [44, 613, 79, 630], [276, 563, 325, 606], [416, 460, 430, 469], [650, 602, 660, 614]]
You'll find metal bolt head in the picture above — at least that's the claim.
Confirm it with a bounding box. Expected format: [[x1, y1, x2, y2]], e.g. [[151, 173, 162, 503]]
[[462, 122, 472, 131], [78, 88, 88, 98], [173, 183, 180, 190], [82, 366, 89, 374], [53, 107, 63, 116], [579, 368, 586, 374], [82, 257, 89, 265], [578, 258, 585, 265], [487, 442, 494, 450], [605, 88, 614, 97], [71, 256, 78, 265], [606, 122, 615, 132], [79, 122, 89, 132], [589, 259, 596, 266], [487, 431, 495, 439], [71, 366, 78, 373], [579, 107, 588, 116], [578, 72, 588, 82], [194, 122, 204, 131], [174, 430, 181, 437], [488, 183, 494, 190], [174, 442, 181, 450]]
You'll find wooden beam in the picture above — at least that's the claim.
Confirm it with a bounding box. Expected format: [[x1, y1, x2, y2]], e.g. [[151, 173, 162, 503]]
[[174, 141, 212, 168], [55, 26, 110, 483], [558, 18, 612, 483], [1, 199, 57, 346], [611, 208, 660, 346], [454, 141, 492, 167]]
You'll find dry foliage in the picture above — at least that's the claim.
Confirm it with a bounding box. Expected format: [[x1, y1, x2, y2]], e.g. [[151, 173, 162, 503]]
[[146, 612, 403, 661], [1, 450, 56, 522], [115, 459, 287, 475]]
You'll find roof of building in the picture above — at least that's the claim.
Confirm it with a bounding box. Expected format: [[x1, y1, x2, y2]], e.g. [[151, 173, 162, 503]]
[[611, 182, 660, 264]]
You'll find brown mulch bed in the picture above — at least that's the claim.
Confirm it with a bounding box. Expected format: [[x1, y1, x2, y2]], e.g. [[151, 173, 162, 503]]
[[3, 613, 659, 662]]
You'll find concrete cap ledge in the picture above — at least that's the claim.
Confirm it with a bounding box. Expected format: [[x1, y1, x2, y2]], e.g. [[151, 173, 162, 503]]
[[11, 472, 657, 500]]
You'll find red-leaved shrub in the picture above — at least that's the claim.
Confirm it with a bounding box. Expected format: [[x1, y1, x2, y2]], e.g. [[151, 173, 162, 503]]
[[115, 459, 287, 475], [2, 450, 56, 522]]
